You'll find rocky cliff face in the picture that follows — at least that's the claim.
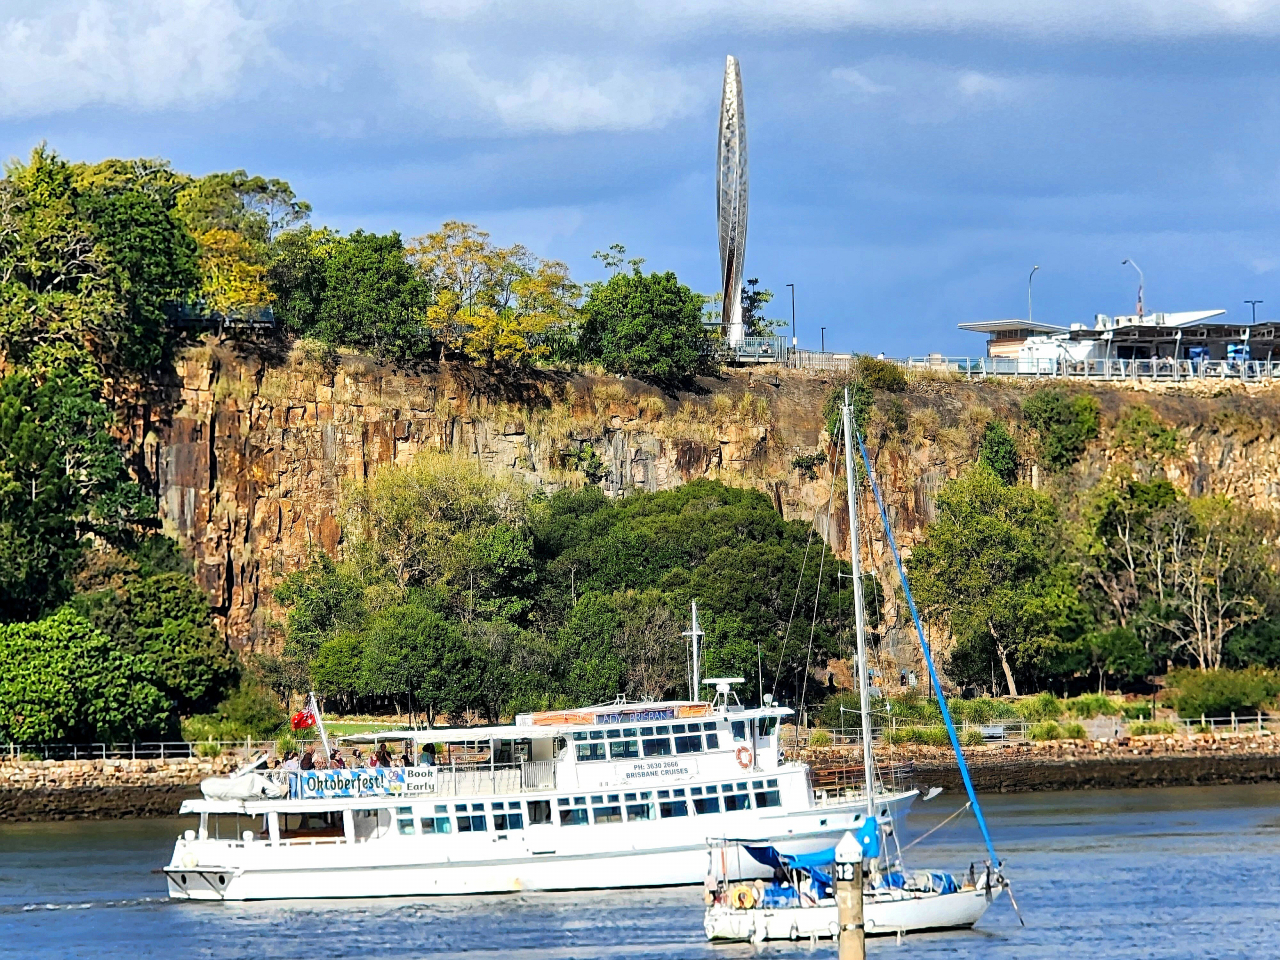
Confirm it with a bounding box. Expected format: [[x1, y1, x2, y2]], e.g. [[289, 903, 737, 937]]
[[125, 342, 1280, 658]]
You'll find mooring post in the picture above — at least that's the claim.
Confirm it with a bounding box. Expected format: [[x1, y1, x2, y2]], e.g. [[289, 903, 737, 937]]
[[835, 831, 864, 960]]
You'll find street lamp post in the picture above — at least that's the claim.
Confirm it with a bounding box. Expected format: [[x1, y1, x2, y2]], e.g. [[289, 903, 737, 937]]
[[821, 326, 826, 353], [1121, 259, 1144, 318], [1028, 265, 1039, 323], [1245, 299, 1263, 324], [786, 283, 796, 368]]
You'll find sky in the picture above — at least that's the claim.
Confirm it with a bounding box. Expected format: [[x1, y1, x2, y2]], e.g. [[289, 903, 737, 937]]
[[4, 0, 1280, 356]]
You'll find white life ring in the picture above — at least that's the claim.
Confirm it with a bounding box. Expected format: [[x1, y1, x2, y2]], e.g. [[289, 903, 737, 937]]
[[735, 745, 752, 769]]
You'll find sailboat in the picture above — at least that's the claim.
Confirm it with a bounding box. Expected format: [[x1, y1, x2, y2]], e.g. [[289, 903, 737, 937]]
[[703, 390, 1017, 941]]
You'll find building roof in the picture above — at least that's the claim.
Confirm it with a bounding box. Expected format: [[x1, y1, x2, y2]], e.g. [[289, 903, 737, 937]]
[[957, 319, 1068, 335]]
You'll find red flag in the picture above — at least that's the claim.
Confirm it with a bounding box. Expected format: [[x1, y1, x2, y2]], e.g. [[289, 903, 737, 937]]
[[290, 709, 316, 731]]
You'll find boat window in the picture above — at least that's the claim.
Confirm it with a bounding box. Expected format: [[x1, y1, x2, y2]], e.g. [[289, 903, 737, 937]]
[[572, 731, 587, 741], [455, 803, 487, 833], [609, 739, 639, 760], [420, 804, 452, 834], [694, 796, 721, 815], [687, 722, 701, 731], [396, 806, 416, 835], [671, 723, 686, 733], [642, 738, 672, 757], [673, 788, 685, 797], [759, 717, 779, 737], [606, 729, 621, 739], [576, 742, 607, 762], [558, 798, 569, 806], [703, 721, 718, 731], [493, 801, 524, 831], [767, 779, 778, 788], [589, 730, 604, 741], [622, 727, 637, 737], [674, 734, 703, 754], [560, 807, 588, 826], [705, 732, 720, 750], [655, 725, 670, 734], [574, 796, 586, 806], [528, 800, 552, 825], [731, 721, 747, 742], [659, 799, 688, 818], [657, 790, 669, 799], [591, 795, 603, 804], [280, 811, 344, 839], [625, 801, 654, 821], [592, 804, 623, 824], [640, 726, 654, 736], [691, 786, 702, 796], [705, 785, 717, 794], [724, 792, 752, 812], [608, 794, 619, 802], [755, 789, 782, 809], [753, 780, 763, 789], [736, 782, 748, 791]]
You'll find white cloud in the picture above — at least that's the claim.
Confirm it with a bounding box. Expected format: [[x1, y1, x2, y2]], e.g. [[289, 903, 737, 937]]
[[434, 53, 698, 133], [957, 71, 1010, 97], [831, 67, 893, 94], [0, 0, 271, 118]]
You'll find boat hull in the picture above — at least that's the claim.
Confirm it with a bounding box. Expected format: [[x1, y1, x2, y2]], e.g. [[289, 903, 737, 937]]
[[704, 885, 1001, 942], [165, 791, 917, 901]]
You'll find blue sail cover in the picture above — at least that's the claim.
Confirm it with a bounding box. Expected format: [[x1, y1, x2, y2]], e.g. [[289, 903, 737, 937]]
[[744, 845, 835, 888]]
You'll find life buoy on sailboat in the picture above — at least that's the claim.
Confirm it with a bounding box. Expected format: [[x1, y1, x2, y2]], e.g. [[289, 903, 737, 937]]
[[735, 745, 752, 769], [729, 885, 756, 909]]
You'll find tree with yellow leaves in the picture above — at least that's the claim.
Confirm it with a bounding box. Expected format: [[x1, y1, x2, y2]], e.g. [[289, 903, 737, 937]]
[[194, 227, 275, 320], [409, 221, 579, 366]]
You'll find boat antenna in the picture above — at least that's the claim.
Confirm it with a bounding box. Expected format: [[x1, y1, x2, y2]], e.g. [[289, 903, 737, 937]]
[[840, 389, 877, 817], [854, 432, 1001, 869], [682, 601, 704, 701], [309, 690, 331, 760]]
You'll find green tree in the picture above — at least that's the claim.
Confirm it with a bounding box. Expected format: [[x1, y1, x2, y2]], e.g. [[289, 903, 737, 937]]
[[73, 572, 236, 716], [740, 278, 778, 337], [1022, 388, 1100, 472], [0, 608, 169, 742], [1082, 627, 1151, 693], [978, 420, 1019, 484], [579, 266, 714, 379], [175, 170, 310, 247], [313, 231, 431, 362], [908, 464, 1082, 695], [361, 594, 484, 724], [0, 369, 152, 620], [273, 554, 367, 668]]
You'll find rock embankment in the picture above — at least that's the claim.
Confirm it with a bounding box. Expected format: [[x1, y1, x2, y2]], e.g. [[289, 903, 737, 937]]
[[802, 731, 1280, 793], [0, 756, 238, 821]]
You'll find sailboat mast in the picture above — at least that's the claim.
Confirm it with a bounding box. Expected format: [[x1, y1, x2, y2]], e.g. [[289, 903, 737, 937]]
[[841, 391, 877, 816]]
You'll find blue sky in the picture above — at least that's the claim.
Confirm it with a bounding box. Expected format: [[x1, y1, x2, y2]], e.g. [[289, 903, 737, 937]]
[[4, 0, 1280, 356]]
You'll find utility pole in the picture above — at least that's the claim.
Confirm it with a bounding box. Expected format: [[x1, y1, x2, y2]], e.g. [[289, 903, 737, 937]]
[[835, 831, 865, 960], [821, 326, 827, 353], [1246, 299, 1263, 324]]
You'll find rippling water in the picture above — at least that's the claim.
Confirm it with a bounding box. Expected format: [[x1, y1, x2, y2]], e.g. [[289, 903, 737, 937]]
[[3, 784, 1277, 959]]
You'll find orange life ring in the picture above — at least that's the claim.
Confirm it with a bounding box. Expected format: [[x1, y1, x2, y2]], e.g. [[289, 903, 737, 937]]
[[735, 745, 752, 769], [730, 885, 756, 909]]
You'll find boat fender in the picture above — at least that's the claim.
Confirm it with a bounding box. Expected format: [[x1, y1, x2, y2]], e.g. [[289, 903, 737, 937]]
[[730, 885, 756, 909], [735, 745, 752, 769]]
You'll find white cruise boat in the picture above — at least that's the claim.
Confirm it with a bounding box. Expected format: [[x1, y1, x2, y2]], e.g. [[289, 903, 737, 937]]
[[164, 682, 918, 901]]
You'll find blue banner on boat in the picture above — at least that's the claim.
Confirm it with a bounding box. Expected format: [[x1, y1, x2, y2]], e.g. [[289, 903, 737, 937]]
[[292, 768, 407, 799]]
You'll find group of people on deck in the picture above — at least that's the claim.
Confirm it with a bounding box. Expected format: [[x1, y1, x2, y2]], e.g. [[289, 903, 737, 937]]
[[272, 742, 437, 771]]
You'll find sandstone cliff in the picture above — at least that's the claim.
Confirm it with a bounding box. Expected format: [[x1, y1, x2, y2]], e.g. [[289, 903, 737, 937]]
[[124, 342, 1280, 661]]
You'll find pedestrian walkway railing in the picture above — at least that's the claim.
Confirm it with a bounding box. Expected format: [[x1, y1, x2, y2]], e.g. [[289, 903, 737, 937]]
[[2, 740, 279, 761], [899, 356, 1280, 382]]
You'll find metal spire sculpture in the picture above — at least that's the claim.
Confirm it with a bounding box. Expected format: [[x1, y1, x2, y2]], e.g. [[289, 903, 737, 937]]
[[717, 55, 748, 346]]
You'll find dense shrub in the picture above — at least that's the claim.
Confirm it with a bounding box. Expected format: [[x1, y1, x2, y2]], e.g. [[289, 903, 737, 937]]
[[1164, 668, 1280, 718], [855, 355, 908, 392], [947, 697, 1019, 725], [961, 729, 985, 747], [1014, 692, 1065, 722], [0, 609, 169, 742], [1129, 720, 1177, 736], [809, 730, 833, 748], [1122, 702, 1155, 721], [1066, 694, 1122, 718], [1022, 389, 1100, 472], [978, 420, 1019, 485]]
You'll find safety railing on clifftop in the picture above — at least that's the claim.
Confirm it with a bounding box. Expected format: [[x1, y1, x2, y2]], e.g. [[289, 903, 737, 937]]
[[2, 741, 280, 762]]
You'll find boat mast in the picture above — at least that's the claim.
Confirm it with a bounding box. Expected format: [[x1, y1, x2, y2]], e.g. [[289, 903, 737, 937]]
[[841, 390, 877, 816], [683, 601, 704, 701]]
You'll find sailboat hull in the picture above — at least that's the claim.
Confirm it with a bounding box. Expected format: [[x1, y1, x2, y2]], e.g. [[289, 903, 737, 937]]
[[704, 884, 1001, 941]]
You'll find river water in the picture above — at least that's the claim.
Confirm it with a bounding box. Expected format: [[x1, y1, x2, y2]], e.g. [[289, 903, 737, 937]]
[[2, 784, 1276, 959]]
